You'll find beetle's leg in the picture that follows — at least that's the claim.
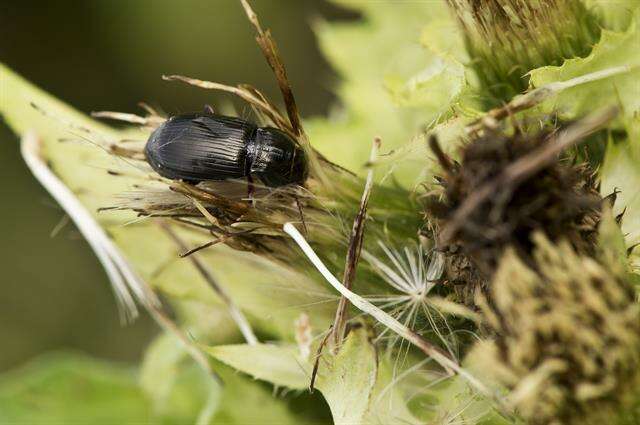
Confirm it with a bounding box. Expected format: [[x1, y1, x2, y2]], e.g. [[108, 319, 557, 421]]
[[246, 174, 255, 206], [203, 104, 216, 115], [295, 195, 308, 236]]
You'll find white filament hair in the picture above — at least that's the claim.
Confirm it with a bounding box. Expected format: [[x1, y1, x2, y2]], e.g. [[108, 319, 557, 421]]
[[20, 131, 160, 322]]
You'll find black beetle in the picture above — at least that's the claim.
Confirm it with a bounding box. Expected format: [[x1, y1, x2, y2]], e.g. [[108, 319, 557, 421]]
[[145, 112, 307, 187]]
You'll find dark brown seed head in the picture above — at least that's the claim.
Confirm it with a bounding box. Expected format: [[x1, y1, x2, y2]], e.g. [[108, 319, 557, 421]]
[[425, 127, 603, 297]]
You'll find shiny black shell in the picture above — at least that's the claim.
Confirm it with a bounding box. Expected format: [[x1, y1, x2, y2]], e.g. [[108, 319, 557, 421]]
[[144, 113, 307, 187]]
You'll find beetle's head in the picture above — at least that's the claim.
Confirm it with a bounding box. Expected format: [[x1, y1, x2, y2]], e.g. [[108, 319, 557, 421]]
[[252, 127, 308, 187]]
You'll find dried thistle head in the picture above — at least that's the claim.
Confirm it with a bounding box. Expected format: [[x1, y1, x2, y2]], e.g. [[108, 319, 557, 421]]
[[425, 123, 603, 297], [476, 233, 640, 424], [448, 0, 601, 103]]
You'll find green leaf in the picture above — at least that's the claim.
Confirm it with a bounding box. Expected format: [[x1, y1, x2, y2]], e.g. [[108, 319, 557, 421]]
[[584, 0, 640, 31], [211, 362, 321, 425], [384, 47, 465, 110], [425, 375, 510, 425], [598, 206, 629, 267], [0, 352, 151, 424], [206, 343, 309, 390], [424, 344, 513, 425], [142, 334, 324, 425], [140, 334, 220, 424], [360, 360, 419, 425], [308, 1, 468, 186], [316, 328, 378, 425], [206, 327, 422, 425], [528, 15, 640, 127]]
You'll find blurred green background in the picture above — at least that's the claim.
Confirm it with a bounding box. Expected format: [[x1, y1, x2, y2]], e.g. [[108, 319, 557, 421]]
[[0, 0, 353, 372]]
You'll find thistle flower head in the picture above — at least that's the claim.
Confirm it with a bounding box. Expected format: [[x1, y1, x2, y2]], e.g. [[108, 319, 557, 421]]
[[448, 0, 601, 103], [477, 233, 640, 424]]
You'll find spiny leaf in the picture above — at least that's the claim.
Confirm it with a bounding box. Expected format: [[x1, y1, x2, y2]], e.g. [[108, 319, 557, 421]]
[[598, 206, 629, 267], [360, 360, 419, 425], [317, 328, 378, 425], [528, 14, 640, 127], [600, 130, 640, 270]]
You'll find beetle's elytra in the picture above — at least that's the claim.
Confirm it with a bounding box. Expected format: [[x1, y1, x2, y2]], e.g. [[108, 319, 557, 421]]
[[145, 112, 307, 187]]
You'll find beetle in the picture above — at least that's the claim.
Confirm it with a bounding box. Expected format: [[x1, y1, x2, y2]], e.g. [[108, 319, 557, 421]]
[[144, 110, 307, 188]]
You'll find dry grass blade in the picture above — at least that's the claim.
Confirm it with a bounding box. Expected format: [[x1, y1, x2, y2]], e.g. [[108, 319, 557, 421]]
[[91, 111, 148, 125], [332, 138, 380, 347], [162, 74, 291, 132], [92, 107, 165, 128], [428, 134, 455, 177], [439, 106, 618, 245], [160, 223, 258, 345], [239, 0, 302, 135]]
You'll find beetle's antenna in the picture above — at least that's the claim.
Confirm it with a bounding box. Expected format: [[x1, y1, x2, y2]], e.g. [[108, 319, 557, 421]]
[[294, 195, 308, 236]]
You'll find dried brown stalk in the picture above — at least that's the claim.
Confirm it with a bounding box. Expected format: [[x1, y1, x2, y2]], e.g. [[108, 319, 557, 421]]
[[331, 138, 380, 347], [239, 0, 302, 136], [309, 326, 333, 393]]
